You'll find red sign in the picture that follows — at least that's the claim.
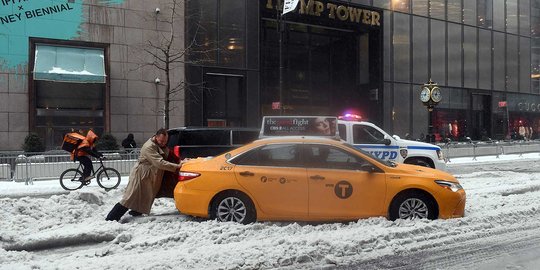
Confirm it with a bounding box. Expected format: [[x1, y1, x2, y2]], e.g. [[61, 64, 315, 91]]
[[498, 101, 507, 108], [272, 102, 281, 110]]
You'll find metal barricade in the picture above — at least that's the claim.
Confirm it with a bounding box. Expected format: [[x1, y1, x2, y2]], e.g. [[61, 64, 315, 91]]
[[1, 149, 141, 182]]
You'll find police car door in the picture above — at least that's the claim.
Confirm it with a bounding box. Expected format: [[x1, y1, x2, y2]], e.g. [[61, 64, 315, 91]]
[[352, 124, 400, 162], [304, 144, 386, 219]]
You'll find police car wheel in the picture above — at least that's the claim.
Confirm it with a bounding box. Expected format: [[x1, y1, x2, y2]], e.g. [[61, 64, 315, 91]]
[[211, 191, 256, 224], [389, 192, 437, 221]]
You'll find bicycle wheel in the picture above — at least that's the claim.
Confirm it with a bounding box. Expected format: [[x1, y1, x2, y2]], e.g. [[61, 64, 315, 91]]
[[97, 168, 121, 190], [60, 169, 85, 191]]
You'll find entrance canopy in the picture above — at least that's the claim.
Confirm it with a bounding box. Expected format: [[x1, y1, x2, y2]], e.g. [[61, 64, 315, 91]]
[[33, 44, 106, 83]]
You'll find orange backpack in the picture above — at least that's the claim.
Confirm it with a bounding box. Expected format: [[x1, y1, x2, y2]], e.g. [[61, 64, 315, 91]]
[[61, 133, 85, 153]]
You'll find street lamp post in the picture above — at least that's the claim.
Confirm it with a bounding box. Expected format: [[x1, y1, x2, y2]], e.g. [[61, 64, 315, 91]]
[[419, 79, 442, 143]]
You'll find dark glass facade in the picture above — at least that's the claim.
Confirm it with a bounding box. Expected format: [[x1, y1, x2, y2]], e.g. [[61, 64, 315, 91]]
[[373, 0, 540, 141], [185, 0, 540, 141], [185, 0, 383, 127]]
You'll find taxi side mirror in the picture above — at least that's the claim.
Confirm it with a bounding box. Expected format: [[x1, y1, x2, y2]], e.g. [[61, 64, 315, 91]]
[[360, 163, 377, 173]]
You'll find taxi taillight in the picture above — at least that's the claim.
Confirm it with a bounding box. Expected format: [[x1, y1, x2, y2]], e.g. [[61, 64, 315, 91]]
[[177, 171, 200, 181]]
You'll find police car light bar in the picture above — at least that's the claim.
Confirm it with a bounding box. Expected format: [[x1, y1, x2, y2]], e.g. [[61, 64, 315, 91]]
[[338, 113, 362, 121]]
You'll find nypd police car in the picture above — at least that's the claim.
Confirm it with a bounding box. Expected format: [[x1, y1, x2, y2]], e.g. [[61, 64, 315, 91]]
[[337, 117, 445, 170], [260, 115, 446, 171]]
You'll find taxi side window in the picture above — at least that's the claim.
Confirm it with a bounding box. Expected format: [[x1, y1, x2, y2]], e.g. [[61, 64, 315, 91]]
[[304, 145, 368, 170], [353, 125, 385, 144], [232, 144, 301, 167]]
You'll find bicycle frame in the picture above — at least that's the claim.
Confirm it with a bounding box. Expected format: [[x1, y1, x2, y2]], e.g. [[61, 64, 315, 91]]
[[76, 158, 108, 178]]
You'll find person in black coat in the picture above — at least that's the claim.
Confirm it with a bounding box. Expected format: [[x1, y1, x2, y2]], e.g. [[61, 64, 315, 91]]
[[122, 133, 137, 149]]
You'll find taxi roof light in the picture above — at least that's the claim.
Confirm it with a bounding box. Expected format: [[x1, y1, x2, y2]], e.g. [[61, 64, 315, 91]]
[[178, 171, 201, 181]]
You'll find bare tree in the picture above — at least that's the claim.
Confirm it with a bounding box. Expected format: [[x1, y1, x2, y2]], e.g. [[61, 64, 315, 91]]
[[133, 0, 216, 129]]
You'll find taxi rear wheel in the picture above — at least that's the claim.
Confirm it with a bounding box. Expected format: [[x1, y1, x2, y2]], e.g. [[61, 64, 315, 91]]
[[211, 191, 256, 224], [389, 192, 437, 221]]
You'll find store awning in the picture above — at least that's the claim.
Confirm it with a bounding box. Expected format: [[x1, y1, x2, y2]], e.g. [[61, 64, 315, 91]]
[[33, 45, 106, 83]]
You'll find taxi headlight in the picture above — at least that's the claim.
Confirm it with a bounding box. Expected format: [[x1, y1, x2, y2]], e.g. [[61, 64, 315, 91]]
[[436, 150, 444, 160], [435, 180, 463, 192]]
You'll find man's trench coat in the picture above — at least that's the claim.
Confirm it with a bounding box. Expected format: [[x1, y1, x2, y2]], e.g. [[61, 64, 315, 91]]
[[120, 138, 178, 214]]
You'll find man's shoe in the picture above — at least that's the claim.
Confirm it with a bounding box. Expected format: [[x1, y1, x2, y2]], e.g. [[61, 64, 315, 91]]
[[128, 210, 142, 217]]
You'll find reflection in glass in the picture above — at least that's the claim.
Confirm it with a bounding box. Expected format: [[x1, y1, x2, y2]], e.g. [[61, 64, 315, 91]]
[[392, 0, 410, 12], [447, 0, 461, 23], [519, 0, 530, 36], [533, 38, 540, 93], [393, 83, 410, 137], [506, 0, 518, 34], [507, 35, 519, 91], [447, 23, 462, 87], [478, 29, 492, 89], [413, 16, 429, 84], [431, 19, 445, 84], [464, 26, 477, 88], [477, 0, 493, 28], [412, 0, 428, 16], [493, 32, 505, 90], [493, 0, 505, 31], [520, 37, 531, 93], [532, 0, 540, 37], [187, 0, 218, 64], [393, 13, 410, 82], [463, 0, 477, 25], [430, 0, 445, 19]]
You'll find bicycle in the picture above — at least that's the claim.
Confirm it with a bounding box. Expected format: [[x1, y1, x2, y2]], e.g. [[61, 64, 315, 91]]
[[60, 157, 121, 191]]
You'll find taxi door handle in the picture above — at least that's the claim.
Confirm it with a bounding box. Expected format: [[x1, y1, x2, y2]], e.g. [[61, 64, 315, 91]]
[[310, 175, 325, 180], [239, 171, 254, 177]]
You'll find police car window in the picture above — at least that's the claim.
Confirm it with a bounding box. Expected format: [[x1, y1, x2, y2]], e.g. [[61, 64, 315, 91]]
[[304, 145, 367, 170], [353, 125, 385, 144], [338, 124, 347, 141], [232, 144, 300, 167]]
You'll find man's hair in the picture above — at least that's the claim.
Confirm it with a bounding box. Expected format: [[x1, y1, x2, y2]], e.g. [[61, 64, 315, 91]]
[[155, 128, 168, 136]]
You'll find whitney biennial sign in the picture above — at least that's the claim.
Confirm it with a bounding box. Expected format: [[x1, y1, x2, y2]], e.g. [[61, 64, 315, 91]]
[[1, 0, 74, 25]]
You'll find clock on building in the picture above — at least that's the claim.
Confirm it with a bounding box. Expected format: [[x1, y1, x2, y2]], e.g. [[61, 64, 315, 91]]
[[420, 86, 431, 102], [430, 86, 442, 103]]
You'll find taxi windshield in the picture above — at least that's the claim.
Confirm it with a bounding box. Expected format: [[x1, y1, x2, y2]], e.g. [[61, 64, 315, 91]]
[[340, 141, 397, 167]]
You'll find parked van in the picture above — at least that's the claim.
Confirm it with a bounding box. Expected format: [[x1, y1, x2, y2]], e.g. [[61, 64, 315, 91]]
[[260, 116, 446, 170], [167, 127, 260, 158]]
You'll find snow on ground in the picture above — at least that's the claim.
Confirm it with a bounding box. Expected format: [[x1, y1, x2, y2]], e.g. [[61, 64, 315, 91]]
[[1, 154, 540, 269]]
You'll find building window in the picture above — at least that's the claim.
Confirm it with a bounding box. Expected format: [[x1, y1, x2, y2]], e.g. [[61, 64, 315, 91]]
[[187, 0, 246, 68], [31, 43, 107, 149]]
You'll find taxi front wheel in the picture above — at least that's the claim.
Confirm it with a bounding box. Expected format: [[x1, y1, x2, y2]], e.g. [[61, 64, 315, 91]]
[[210, 191, 256, 224], [389, 192, 437, 221]]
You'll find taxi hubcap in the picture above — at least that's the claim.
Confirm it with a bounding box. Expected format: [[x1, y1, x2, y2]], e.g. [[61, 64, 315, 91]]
[[217, 197, 247, 223], [399, 198, 428, 219]]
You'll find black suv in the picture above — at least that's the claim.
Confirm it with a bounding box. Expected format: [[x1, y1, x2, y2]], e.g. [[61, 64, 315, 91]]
[[167, 127, 260, 158]]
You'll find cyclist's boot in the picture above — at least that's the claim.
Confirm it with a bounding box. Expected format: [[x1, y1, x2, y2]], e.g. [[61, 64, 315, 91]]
[[106, 203, 128, 221], [83, 175, 93, 185]]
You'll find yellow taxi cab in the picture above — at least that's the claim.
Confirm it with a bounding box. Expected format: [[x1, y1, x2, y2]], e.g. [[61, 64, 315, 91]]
[[173, 136, 465, 224]]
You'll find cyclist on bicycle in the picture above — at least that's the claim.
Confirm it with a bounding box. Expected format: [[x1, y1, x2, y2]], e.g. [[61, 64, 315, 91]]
[[71, 129, 103, 184]]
